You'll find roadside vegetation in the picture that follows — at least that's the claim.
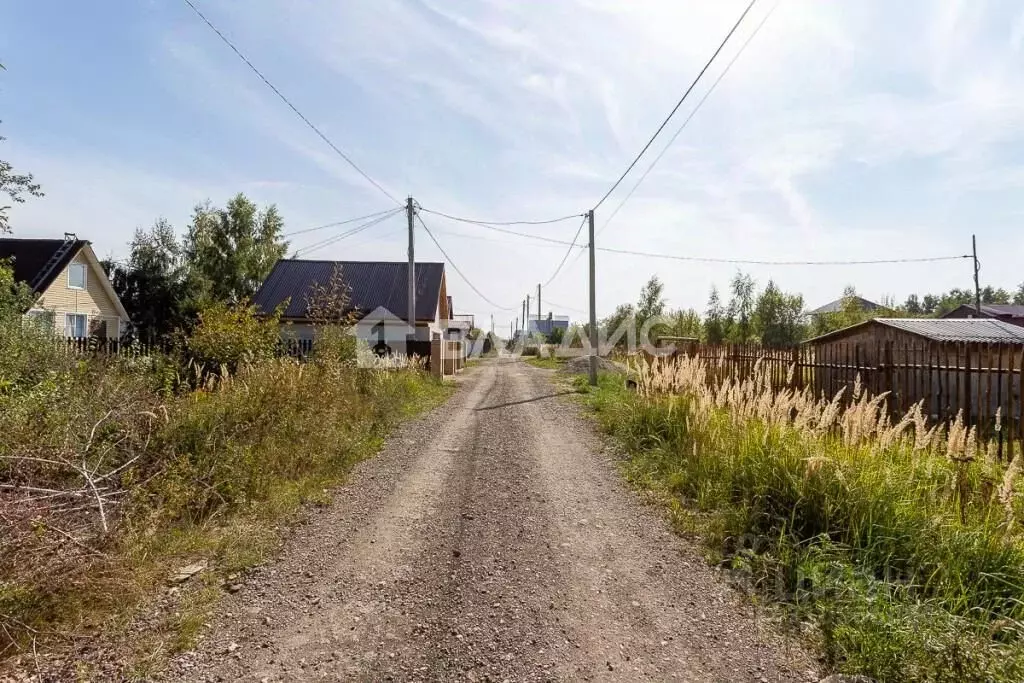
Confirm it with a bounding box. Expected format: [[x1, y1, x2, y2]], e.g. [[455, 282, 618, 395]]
[[576, 357, 1024, 682], [0, 261, 448, 672]]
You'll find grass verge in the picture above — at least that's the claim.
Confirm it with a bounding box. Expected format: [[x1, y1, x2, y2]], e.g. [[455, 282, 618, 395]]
[[525, 356, 565, 370], [1, 347, 450, 676], [572, 368, 1024, 683]]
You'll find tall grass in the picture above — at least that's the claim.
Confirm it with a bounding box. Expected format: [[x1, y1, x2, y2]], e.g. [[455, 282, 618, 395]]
[[0, 319, 447, 665], [578, 356, 1024, 682]]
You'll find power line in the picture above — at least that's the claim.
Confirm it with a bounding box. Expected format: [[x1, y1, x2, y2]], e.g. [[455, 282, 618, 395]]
[[293, 211, 399, 257], [543, 214, 589, 287], [429, 226, 581, 250], [180, 0, 401, 206], [592, 247, 973, 266], [598, 0, 779, 238], [419, 207, 584, 226], [284, 208, 402, 237], [421, 209, 587, 247], [415, 213, 518, 311], [591, 0, 758, 212], [543, 298, 588, 315]]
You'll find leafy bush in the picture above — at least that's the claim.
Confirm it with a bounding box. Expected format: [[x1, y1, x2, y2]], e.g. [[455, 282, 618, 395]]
[[185, 301, 280, 373]]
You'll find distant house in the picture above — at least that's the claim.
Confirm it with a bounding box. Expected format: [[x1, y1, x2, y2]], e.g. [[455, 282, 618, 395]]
[[253, 259, 461, 351], [528, 313, 571, 336], [0, 235, 130, 339], [806, 296, 883, 317], [942, 303, 1024, 327]]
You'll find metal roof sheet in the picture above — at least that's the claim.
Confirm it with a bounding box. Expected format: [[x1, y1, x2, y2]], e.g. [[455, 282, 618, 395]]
[[0, 238, 87, 294], [805, 317, 1024, 344], [807, 296, 883, 315], [877, 318, 1024, 342], [253, 260, 445, 323]]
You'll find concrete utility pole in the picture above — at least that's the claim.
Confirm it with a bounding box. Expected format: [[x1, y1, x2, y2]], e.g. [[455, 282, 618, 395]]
[[526, 294, 531, 339], [407, 197, 416, 337], [587, 209, 598, 386], [521, 300, 526, 337], [537, 283, 541, 337], [972, 234, 982, 316]]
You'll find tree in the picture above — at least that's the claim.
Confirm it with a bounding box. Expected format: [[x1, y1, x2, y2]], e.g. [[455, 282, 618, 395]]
[[704, 287, 728, 344], [106, 219, 188, 342], [0, 258, 35, 320], [547, 326, 565, 345], [0, 65, 44, 233], [1015, 283, 1024, 306], [185, 193, 288, 306], [727, 271, 756, 343], [753, 280, 805, 347], [903, 294, 922, 315], [635, 276, 666, 326], [601, 303, 635, 349], [667, 308, 702, 339]]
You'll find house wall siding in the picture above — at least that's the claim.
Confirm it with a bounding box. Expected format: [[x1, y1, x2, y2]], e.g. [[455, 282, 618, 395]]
[[34, 249, 122, 338]]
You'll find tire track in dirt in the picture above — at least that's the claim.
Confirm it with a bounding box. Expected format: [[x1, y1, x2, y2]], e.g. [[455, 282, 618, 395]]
[[163, 357, 815, 682]]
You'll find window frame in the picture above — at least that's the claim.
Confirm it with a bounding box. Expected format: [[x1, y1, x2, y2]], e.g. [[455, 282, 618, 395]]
[[65, 313, 88, 339], [67, 262, 87, 290]]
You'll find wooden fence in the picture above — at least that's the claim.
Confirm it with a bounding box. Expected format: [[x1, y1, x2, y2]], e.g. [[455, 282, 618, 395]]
[[672, 341, 1024, 449]]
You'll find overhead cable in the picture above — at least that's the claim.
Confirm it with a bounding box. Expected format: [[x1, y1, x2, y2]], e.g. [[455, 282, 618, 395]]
[[284, 208, 403, 237], [181, 0, 401, 206], [415, 214, 518, 311], [293, 210, 399, 257], [591, 0, 758, 211], [598, 0, 779, 237]]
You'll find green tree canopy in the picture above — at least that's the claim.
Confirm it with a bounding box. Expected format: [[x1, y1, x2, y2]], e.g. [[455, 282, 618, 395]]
[[106, 219, 188, 342], [185, 193, 288, 306], [752, 280, 805, 347], [727, 272, 756, 343], [704, 286, 728, 344]]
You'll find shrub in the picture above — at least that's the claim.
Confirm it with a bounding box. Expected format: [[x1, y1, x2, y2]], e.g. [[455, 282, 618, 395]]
[[185, 301, 280, 373], [0, 325, 447, 659]]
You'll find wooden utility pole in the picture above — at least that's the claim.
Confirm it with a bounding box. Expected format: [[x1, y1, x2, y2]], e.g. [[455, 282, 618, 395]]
[[973, 234, 981, 316], [407, 197, 416, 336], [588, 209, 598, 386]]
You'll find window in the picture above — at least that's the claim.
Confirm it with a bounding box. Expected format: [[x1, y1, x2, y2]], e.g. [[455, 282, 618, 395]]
[[65, 313, 87, 339], [68, 262, 86, 290]]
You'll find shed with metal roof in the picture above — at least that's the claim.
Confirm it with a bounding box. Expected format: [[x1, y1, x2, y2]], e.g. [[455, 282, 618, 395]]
[[802, 318, 1024, 428]]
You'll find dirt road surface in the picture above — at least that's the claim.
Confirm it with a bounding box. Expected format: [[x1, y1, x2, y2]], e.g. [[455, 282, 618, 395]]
[[165, 357, 814, 682]]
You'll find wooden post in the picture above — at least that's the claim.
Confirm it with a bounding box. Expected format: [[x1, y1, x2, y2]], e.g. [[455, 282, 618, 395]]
[[1008, 346, 1016, 463], [883, 341, 894, 420], [964, 344, 973, 428]]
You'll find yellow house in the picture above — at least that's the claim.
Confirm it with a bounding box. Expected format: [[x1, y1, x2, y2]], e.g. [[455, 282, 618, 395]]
[[0, 235, 130, 339]]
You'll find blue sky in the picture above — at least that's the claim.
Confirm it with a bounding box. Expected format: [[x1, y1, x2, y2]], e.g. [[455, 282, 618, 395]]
[[3, 0, 1024, 330]]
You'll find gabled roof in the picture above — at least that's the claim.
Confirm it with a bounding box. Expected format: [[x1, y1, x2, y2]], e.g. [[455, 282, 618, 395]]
[[805, 318, 1024, 345], [807, 296, 883, 316], [0, 237, 86, 294], [943, 303, 1024, 319], [253, 259, 446, 323]]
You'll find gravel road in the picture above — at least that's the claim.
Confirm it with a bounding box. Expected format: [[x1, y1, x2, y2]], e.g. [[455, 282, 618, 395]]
[[165, 357, 815, 682]]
